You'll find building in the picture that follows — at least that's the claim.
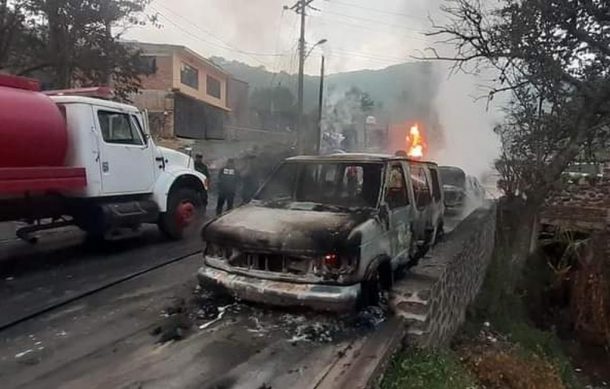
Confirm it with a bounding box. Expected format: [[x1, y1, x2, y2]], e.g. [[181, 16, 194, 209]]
[[127, 41, 231, 140]]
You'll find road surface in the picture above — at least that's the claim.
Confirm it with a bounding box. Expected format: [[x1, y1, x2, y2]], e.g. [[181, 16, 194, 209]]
[[0, 211, 468, 388]]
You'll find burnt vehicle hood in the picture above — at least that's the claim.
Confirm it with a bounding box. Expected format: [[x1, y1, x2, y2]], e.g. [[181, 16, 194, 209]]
[[202, 204, 372, 254]]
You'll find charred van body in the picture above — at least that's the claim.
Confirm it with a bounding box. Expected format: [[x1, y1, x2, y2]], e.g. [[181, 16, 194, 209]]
[[198, 154, 445, 311]]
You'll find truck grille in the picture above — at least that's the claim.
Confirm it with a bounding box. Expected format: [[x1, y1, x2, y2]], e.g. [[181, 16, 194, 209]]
[[232, 252, 310, 275]]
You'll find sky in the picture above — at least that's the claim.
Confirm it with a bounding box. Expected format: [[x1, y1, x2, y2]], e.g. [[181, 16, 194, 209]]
[[126, 0, 501, 176], [125, 0, 443, 75]]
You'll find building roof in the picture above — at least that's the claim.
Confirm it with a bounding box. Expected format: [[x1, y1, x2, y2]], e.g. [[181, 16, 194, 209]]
[[124, 41, 229, 77]]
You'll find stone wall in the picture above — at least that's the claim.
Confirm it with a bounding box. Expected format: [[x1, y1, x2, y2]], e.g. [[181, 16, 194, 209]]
[[390, 205, 497, 348]]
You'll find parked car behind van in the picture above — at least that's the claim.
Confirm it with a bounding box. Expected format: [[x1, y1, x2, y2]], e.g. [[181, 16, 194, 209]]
[[198, 153, 445, 311]]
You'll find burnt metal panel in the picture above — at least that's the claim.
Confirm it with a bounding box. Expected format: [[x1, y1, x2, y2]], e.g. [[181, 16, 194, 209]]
[[174, 93, 226, 140]]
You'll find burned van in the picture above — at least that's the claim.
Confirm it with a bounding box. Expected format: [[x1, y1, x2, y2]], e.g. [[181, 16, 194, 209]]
[[198, 154, 444, 311], [439, 166, 467, 212]]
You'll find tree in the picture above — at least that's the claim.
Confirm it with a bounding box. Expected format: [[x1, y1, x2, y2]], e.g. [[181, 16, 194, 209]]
[[0, 0, 153, 101], [250, 86, 297, 130], [428, 0, 610, 265]]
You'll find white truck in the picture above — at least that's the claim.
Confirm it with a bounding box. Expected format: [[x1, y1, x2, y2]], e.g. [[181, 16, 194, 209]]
[[0, 75, 208, 242]]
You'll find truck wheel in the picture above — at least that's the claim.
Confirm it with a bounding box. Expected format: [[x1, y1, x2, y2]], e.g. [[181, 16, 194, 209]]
[[360, 262, 391, 308], [159, 187, 203, 240]]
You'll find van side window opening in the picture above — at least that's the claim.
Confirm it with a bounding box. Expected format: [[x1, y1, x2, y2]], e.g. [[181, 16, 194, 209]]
[[429, 168, 442, 202], [386, 164, 409, 209], [98, 111, 144, 146], [411, 166, 432, 208]]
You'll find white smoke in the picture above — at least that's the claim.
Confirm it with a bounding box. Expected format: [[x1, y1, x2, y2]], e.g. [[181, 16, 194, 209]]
[[431, 66, 501, 179]]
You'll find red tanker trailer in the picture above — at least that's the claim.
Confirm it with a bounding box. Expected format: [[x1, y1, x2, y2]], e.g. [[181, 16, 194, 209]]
[[0, 74, 208, 242], [0, 74, 86, 194]]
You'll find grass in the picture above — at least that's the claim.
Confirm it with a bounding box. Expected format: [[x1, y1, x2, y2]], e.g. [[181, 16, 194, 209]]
[[380, 348, 477, 389], [500, 321, 583, 389], [460, 241, 583, 389]]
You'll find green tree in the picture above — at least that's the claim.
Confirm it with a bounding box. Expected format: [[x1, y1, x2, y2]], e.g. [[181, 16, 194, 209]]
[[0, 0, 153, 101], [429, 0, 610, 302]]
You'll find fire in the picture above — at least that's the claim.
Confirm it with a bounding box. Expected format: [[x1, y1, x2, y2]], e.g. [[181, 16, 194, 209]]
[[406, 124, 426, 159]]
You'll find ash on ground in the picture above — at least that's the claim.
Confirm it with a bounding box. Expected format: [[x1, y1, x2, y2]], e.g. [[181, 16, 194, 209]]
[[154, 285, 389, 344], [195, 288, 388, 343]]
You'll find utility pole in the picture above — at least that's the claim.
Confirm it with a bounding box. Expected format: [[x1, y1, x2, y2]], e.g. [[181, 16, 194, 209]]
[[287, 0, 315, 154], [298, 1, 306, 153], [316, 55, 325, 154]]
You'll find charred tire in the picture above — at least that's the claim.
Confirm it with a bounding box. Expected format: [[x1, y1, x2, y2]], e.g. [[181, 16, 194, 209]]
[[434, 220, 445, 244], [158, 187, 203, 240], [360, 260, 392, 308]]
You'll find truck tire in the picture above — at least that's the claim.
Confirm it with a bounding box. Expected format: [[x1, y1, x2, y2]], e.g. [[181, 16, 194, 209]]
[[159, 187, 203, 240], [360, 261, 392, 308]]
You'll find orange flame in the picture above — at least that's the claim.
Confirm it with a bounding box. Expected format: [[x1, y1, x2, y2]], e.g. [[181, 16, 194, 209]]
[[406, 124, 426, 159]]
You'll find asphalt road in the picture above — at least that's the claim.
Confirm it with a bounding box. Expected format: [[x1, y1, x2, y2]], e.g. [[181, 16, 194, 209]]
[[0, 208, 468, 388], [0, 253, 388, 389], [0, 225, 202, 330]]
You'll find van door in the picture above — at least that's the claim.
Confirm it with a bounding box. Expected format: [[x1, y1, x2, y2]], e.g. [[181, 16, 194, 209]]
[[427, 165, 445, 233], [95, 108, 156, 195], [409, 163, 434, 240], [384, 162, 413, 264]]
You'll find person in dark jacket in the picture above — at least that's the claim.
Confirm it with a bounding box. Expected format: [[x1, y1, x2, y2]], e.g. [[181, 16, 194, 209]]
[[194, 154, 210, 181], [216, 159, 239, 215]]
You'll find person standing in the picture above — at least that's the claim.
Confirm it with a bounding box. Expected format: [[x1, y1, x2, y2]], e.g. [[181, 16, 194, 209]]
[[194, 154, 210, 182], [216, 159, 239, 215]]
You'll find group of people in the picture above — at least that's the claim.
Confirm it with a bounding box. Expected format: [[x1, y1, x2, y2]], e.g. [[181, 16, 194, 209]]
[[193, 154, 260, 216]]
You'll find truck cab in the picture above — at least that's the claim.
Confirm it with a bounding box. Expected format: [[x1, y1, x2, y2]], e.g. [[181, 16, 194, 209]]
[[0, 77, 208, 241]]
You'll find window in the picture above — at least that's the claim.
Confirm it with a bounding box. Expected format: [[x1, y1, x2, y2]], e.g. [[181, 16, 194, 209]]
[[207, 75, 221, 98], [429, 168, 442, 202], [411, 165, 432, 208], [255, 162, 383, 209], [439, 167, 466, 188], [97, 111, 144, 145], [181, 63, 199, 89], [137, 56, 157, 74], [386, 164, 409, 209]]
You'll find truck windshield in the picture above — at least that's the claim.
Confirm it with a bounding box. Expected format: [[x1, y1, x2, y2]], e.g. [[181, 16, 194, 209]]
[[255, 161, 383, 209], [440, 167, 466, 188]]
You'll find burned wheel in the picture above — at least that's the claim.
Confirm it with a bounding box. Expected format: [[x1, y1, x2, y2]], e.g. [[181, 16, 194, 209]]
[[360, 262, 392, 308], [159, 187, 203, 240]]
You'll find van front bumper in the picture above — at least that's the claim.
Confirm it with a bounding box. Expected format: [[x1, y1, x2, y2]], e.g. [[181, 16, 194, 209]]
[[197, 265, 360, 312]]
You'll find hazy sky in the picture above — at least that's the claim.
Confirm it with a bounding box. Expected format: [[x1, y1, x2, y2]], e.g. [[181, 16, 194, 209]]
[[126, 0, 443, 75], [126, 0, 500, 175]]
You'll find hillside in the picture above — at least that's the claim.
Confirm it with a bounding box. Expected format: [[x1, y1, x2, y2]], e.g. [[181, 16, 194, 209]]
[[211, 57, 440, 121]]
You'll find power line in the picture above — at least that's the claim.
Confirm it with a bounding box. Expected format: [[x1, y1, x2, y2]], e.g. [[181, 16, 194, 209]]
[[152, 4, 287, 59], [322, 9, 427, 34], [328, 47, 413, 63], [330, 0, 426, 21], [310, 15, 429, 43]]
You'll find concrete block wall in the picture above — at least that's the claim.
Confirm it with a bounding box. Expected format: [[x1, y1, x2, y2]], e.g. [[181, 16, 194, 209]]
[[390, 205, 497, 348]]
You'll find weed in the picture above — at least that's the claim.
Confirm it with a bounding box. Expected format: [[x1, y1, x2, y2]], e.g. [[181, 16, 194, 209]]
[[380, 348, 477, 389]]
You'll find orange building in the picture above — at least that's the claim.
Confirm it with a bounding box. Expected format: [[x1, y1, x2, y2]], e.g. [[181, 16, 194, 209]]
[[127, 41, 233, 140]]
